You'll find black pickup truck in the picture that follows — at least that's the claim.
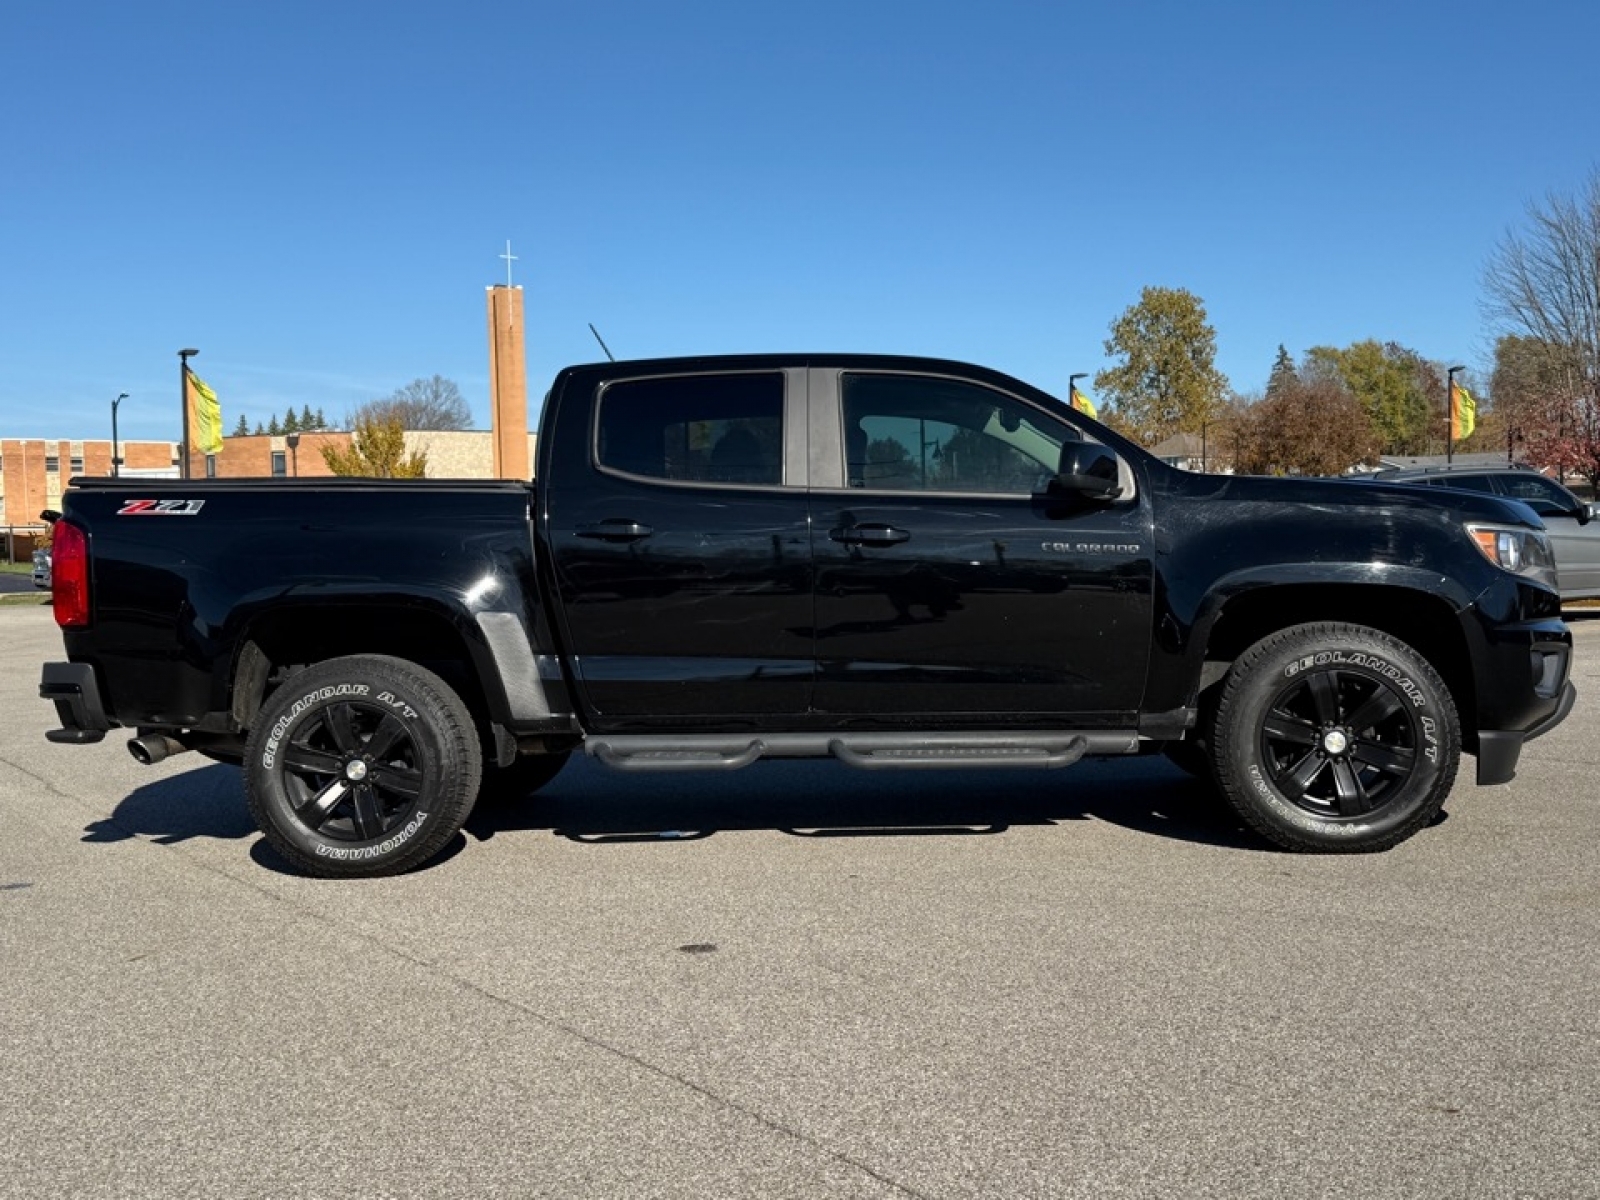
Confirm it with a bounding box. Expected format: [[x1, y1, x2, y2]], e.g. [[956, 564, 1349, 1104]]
[[40, 355, 1576, 875]]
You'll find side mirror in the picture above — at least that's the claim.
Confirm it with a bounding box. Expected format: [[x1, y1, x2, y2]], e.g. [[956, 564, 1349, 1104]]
[[1581, 502, 1598, 526], [1050, 442, 1123, 500]]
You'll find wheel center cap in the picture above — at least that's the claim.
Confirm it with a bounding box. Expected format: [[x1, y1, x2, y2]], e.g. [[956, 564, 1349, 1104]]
[[1322, 729, 1350, 756], [345, 759, 369, 782]]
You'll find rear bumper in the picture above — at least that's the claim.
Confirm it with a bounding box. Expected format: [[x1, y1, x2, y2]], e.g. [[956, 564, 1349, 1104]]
[[39, 662, 116, 744]]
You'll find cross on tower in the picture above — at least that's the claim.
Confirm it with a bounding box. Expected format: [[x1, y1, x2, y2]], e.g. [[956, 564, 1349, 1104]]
[[499, 240, 518, 289]]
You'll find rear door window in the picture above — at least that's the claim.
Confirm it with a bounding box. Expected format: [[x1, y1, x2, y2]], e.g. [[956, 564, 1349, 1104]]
[[596, 373, 784, 486], [1426, 474, 1498, 494]]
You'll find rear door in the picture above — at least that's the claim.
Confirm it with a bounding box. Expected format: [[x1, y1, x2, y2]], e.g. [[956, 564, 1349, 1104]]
[[542, 368, 814, 727], [807, 367, 1154, 723]]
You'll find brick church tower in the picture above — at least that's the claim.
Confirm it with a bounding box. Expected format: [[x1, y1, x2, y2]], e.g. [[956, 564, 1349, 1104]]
[[486, 282, 529, 480]]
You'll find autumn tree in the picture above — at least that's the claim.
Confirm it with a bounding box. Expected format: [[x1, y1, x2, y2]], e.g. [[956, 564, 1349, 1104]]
[[1483, 170, 1600, 487], [1094, 286, 1230, 443], [1492, 334, 1595, 485], [1235, 377, 1379, 476], [321, 417, 429, 478], [349, 375, 471, 431], [1302, 341, 1440, 454]]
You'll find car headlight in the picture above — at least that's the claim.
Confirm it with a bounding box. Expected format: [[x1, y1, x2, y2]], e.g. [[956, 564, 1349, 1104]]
[[1466, 523, 1558, 589]]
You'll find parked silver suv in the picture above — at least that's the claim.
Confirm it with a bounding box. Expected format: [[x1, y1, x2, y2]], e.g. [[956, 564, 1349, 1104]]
[[1373, 464, 1600, 600], [32, 547, 51, 590]]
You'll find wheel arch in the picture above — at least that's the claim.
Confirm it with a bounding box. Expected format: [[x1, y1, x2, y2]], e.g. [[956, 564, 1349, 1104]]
[[1195, 582, 1477, 749], [226, 598, 505, 738]]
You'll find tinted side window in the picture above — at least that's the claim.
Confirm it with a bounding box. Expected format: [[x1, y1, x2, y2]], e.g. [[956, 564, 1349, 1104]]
[[597, 373, 784, 486], [1427, 474, 1497, 494], [1498, 474, 1576, 514], [842, 373, 1065, 494]]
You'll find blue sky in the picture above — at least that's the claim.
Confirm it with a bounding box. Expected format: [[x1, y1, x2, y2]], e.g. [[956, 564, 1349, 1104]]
[[2, 0, 1596, 444]]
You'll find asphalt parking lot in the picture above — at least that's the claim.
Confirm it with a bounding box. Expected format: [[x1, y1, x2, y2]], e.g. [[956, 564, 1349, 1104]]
[[3, 603, 1598, 1200]]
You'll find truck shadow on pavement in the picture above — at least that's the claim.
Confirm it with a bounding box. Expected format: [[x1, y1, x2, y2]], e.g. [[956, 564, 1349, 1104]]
[[83, 756, 1405, 873], [464, 755, 1273, 854], [82, 763, 256, 847]]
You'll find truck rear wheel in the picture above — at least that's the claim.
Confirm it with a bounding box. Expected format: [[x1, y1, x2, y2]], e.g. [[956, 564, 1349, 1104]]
[[1211, 623, 1459, 853], [244, 655, 482, 877]]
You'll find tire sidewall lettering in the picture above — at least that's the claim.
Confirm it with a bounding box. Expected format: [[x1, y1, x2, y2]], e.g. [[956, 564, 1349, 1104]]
[[261, 684, 371, 769], [1283, 651, 1430, 712], [1218, 627, 1459, 848]]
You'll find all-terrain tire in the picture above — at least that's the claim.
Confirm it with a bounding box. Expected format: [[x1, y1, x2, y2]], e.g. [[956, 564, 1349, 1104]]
[[1210, 623, 1460, 853], [244, 655, 482, 877]]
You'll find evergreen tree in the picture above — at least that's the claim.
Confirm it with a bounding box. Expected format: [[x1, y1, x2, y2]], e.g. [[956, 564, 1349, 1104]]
[[282, 409, 301, 434], [232, 414, 251, 437], [300, 404, 317, 430], [1266, 345, 1299, 396], [253, 421, 265, 436], [267, 415, 282, 437], [314, 407, 328, 430]]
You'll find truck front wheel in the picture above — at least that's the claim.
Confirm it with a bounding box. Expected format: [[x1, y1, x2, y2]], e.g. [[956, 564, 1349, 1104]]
[[1211, 623, 1459, 853], [244, 655, 483, 877]]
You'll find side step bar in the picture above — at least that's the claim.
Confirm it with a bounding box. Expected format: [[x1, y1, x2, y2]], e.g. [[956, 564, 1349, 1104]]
[[586, 731, 1139, 773]]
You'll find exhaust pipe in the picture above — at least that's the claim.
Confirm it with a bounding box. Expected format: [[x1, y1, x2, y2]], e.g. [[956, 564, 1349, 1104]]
[[128, 733, 190, 766]]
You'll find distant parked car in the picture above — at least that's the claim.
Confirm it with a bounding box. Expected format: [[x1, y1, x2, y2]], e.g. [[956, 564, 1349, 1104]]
[[1370, 464, 1600, 601], [32, 547, 51, 590]]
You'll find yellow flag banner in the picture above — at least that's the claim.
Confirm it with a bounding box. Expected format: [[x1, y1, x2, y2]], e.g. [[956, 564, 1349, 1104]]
[[1070, 386, 1098, 419], [1450, 380, 1476, 441], [187, 368, 223, 455]]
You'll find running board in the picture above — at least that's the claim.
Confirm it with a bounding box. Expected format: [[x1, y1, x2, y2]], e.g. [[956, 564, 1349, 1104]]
[[586, 731, 1138, 773]]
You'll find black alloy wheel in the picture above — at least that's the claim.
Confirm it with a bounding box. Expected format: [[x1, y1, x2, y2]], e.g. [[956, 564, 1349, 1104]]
[[1210, 622, 1460, 853], [1257, 664, 1420, 818], [245, 654, 482, 877]]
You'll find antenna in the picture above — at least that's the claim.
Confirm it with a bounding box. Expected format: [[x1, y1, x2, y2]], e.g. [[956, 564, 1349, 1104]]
[[588, 323, 616, 362]]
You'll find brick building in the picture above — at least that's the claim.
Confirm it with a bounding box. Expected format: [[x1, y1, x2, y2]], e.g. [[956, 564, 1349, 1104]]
[[3, 430, 538, 562], [1, 437, 179, 561], [190, 430, 537, 480]]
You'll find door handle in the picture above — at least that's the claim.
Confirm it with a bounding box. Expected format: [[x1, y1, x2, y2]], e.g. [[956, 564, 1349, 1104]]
[[830, 524, 911, 546], [575, 520, 654, 542]]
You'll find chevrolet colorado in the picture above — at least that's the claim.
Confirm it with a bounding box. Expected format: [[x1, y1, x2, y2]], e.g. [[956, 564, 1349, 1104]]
[[40, 355, 1576, 875]]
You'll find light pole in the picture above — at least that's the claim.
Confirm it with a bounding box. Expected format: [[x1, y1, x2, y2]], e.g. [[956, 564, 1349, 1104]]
[[178, 348, 199, 479], [286, 432, 300, 477], [1446, 365, 1465, 463], [111, 392, 128, 477]]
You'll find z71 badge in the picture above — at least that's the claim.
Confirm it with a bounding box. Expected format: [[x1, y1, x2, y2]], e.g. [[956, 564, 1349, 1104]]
[[117, 499, 206, 517]]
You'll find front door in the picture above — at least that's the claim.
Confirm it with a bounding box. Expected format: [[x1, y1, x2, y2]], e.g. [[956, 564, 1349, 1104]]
[[810, 369, 1154, 724]]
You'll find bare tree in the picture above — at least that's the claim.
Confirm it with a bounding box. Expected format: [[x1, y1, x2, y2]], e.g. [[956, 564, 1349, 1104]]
[[349, 375, 472, 431], [1483, 170, 1600, 483]]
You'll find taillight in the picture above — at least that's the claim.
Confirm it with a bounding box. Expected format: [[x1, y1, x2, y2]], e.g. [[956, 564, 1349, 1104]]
[[52, 520, 90, 628]]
